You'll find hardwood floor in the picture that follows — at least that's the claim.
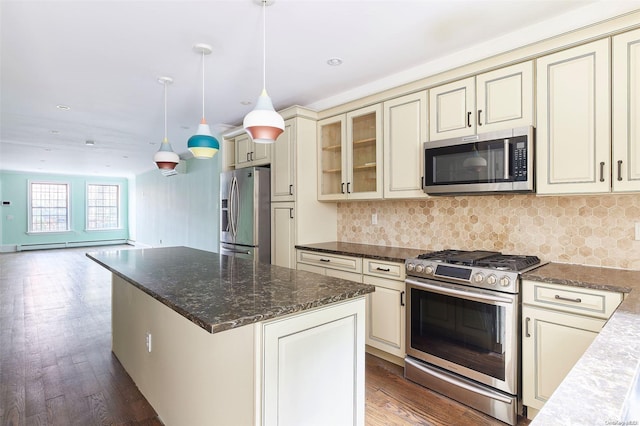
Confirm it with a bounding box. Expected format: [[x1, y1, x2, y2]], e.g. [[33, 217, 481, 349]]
[[1, 246, 529, 425]]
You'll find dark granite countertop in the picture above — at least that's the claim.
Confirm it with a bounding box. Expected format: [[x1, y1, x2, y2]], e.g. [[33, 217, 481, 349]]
[[295, 241, 425, 263], [523, 262, 640, 425], [87, 246, 374, 334]]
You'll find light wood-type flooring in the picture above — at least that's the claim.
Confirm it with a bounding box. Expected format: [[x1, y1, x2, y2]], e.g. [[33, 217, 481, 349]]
[[0, 246, 530, 425]]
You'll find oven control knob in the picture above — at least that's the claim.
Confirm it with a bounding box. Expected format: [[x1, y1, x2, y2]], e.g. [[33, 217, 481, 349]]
[[499, 276, 511, 287], [472, 272, 485, 283], [415, 264, 425, 273], [424, 265, 434, 275], [406, 263, 415, 272], [486, 274, 497, 285]]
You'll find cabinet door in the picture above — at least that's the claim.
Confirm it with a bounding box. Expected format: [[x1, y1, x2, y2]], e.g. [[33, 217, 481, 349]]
[[346, 104, 383, 200], [271, 119, 295, 201], [476, 61, 533, 133], [234, 134, 252, 168], [251, 140, 272, 166], [522, 305, 604, 414], [613, 28, 640, 192], [271, 202, 295, 269], [317, 115, 347, 200], [221, 137, 235, 171], [363, 275, 405, 358], [536, 39, 611, 194], [262, 298, 366, 426], [429, 77, 475, 141], [383, 91, 428, 199]]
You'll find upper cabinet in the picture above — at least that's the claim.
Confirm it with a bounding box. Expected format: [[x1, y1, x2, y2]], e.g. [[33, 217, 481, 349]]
[[383, 91, 428, 199], [613, 28, 640, 192], [271, 120, 295, 202], [429, 61, 534, 141], [536, 39, 611, 194], [234, 133, 272, 168], [317, 104, 383, 200]]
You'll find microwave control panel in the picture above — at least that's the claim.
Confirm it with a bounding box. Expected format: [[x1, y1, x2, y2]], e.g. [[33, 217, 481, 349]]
[[513, 136, 528, 181]]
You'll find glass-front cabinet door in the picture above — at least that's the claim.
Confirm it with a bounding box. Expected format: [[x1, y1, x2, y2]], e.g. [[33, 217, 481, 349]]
[[317, 104, 382, 201], [346, 104, 382, 199], [317, 115, 347, 200]]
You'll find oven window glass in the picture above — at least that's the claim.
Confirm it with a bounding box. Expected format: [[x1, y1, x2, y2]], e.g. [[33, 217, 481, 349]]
[[425, 137, 522, 186], [410, 288, 505, 381]]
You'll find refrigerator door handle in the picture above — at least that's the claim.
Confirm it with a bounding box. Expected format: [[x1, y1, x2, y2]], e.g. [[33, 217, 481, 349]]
[[229, 176, 239, 238]]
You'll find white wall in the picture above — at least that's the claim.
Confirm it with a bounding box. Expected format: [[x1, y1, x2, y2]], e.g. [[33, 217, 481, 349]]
[[134, 156, 221, 252]]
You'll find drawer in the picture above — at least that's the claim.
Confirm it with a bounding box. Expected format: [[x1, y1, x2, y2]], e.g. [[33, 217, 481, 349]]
[[363, 258, 405, 281], [522, 280, 623, 319], [297, 250, 362, 274]]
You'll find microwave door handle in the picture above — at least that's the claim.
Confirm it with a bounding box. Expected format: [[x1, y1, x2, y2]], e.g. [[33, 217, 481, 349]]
[[504, 139, 510, 180]]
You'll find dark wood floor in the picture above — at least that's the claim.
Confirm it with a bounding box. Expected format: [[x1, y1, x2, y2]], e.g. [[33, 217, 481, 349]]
[[0, 246, 529, 425]]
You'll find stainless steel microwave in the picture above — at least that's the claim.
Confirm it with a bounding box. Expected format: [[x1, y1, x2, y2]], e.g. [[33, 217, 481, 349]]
[[424, 126, 534, 195]]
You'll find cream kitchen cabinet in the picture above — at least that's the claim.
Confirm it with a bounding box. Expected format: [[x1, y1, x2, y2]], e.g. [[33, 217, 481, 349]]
[[613, 28, 640, 192], [521, 280, 623, 419], [270, 107, 337, 269], [429, 61, 533, 141], [536, 39, 611, 194], [317, 104, 383, 200], [234, 133, 271, 168], [297, 250, 363, 283], [383, 91, 429, 199], [363, 258, 406, 361]]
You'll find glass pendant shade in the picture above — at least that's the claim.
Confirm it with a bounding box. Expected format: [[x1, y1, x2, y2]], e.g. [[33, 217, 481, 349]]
[[154, 137, 180, 170], [243, 89, 284, 144], [188, 118, 220, 158]]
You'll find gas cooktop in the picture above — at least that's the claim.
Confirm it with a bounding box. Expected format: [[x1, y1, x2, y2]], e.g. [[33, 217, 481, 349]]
[[416, 249, 541, 272]]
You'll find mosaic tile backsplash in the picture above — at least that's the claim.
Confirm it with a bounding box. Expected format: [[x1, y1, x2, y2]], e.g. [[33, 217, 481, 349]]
[[337, 194, 640, 270]]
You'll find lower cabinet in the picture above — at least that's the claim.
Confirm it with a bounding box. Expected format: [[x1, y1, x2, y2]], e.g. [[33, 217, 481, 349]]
[[271, 202, 296, 269], [521, 280, 623, 419], [262, 298, 366, 426], [362, 259, 406, 360], [297, 250, 363, 283]]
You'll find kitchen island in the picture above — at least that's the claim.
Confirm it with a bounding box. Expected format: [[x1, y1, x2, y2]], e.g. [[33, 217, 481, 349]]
[[87, 246, 374, 426]]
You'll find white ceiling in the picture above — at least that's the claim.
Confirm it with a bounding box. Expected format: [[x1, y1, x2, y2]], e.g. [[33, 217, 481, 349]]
[[2, 0, 639, 178]]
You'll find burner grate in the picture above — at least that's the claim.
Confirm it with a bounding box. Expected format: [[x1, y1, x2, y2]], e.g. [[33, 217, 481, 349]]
[[415, 250, 541, 272]]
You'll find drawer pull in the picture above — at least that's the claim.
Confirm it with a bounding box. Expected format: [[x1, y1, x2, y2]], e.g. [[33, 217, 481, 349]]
[[319, 258, 331, 263], [555, 294, 582, 303], [376, 267, 391, 272], [400, 291, 405, 307]]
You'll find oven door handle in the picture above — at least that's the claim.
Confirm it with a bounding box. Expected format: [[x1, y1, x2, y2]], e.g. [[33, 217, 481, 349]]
[[405, 278, 514, 305]]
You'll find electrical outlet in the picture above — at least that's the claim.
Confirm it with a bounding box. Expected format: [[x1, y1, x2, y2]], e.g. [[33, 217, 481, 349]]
[[635, 223, 640, 241], [371, 213, 377, 225], [145, 331, 152, 353]]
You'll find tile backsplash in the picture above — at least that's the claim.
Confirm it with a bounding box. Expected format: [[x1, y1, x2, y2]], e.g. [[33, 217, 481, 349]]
[[337, 194, 640, 270]]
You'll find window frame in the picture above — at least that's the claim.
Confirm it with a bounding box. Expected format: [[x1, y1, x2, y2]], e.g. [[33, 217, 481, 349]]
[[85, 182, 122, 231], [27, 180, 72, 234]]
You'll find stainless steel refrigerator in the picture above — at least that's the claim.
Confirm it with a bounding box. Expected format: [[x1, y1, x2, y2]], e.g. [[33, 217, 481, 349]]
[[220, 167, 271, 264]]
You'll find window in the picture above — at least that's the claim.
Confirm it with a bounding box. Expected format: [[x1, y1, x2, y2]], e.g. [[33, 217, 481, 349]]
[[86, 184, 120, 230], [29, 182, 70, 232]]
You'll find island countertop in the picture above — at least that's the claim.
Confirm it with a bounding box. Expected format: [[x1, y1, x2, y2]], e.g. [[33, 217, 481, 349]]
[[87, 246, 374, 334]]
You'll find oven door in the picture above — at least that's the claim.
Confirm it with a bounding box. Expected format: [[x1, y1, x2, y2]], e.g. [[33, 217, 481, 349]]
[[405, 277, 519, 395]]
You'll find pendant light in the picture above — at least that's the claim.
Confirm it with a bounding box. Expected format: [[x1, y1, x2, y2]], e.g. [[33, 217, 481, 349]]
[[187, 43, 220, 159], [243, 0, 284, 144], [153, 76, 180, 170]]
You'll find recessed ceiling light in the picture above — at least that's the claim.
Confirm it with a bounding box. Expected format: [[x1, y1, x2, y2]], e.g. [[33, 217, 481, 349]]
[[240, 101, 252, 106], [327, 57, 343, 66], [56, 104, 71, 110], [50, 130, 60, 134], [44, 148, 52, 152], [85, 140, 95, 146], [122, 155, 129, 159]]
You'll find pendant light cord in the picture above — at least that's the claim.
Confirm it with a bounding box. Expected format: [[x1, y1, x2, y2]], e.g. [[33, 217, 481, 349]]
[[163, 81, 168, 141], [201, 50, 206, 120], [262, 0, 266, 91]]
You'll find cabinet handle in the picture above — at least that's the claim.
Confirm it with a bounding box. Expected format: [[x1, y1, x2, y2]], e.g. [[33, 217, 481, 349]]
[[319, 258, 331, 263], [341, 182, 345, 194], [246, 152, 251, 162], [347, 182, 351, 193], [554, 294, 582, 303], [525, 317, 531, 338], [400, 291, 405, 307], [599, 162, 605, 182], [467, 111, 472, 128], [251, 152, 254, 161], [289, 184, 293, 195], [618, 160, 623, 181], [376, 267, 390, 272], [477, 109, 482, 126], [421, 176, 424, 189], [289, 208, 294, 219]]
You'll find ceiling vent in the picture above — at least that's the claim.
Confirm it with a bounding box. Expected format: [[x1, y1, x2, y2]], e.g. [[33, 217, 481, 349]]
[[161, 160, 187, 177]]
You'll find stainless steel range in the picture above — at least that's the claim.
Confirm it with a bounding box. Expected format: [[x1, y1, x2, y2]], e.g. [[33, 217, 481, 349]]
[[404, 250, 541, 425]]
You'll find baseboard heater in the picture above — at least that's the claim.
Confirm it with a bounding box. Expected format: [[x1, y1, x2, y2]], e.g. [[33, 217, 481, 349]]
[[17, 239, 127, 252]]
